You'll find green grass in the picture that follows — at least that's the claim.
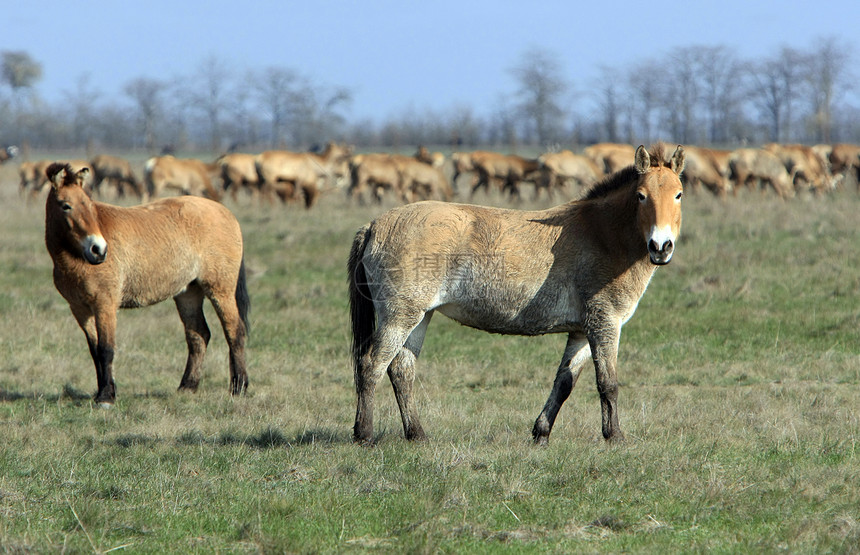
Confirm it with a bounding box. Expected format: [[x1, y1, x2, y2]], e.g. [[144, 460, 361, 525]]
[[1, 160, 859, 553]]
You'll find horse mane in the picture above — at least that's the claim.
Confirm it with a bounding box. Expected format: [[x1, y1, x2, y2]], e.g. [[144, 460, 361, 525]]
[[45, 162, 79, 187], [582, 143, 672, 201], [582, 166, 639, 201]]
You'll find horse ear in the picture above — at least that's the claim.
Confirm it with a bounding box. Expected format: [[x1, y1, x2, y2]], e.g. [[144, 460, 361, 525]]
[[46, 162, 69, 190], [634, 145, 649, 174], [670, 145, 686, 176], [75, 167, 90, 186]]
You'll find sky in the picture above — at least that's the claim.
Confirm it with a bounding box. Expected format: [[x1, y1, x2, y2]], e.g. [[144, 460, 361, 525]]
[[1, 0, 856, 123]]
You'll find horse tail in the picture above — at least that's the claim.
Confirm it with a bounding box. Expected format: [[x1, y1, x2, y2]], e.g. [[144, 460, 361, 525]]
[[236, 256, 251, 337], [348, 223, 375, 372]]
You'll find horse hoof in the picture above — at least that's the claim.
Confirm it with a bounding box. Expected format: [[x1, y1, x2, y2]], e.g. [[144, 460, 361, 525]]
[[605, 432, 626, 444], [353, 433, 375, 446], [533, 435, 549, 447], [405, 426, 427, 442], [96, 401, 114, 409]]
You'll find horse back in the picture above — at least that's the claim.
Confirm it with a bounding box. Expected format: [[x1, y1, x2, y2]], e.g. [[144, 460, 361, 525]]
[[364, 200, 655, 336], [97, 197, 243, 307], [365, 201, 581, 334]]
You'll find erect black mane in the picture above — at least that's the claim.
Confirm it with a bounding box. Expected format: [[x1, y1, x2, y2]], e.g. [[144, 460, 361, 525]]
[[581, 143, 674, 201], [582, 165, 639, 200]]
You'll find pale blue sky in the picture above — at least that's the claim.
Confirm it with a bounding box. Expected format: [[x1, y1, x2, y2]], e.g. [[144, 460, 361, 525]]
[[2, 0, 856, 121]]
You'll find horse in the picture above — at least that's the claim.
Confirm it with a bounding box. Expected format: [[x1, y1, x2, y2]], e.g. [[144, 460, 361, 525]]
[[348, 143, 685, 444], [44, 163, 250, 405]]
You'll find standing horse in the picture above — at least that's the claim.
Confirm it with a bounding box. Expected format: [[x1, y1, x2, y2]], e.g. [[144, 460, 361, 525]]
[[44, 163, 250, 405], [349, 144, 685, 444]]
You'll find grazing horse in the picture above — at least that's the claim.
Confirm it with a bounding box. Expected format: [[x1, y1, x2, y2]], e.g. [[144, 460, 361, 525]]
[[44, 163, 250, 405], [349, 144, 685, 444]]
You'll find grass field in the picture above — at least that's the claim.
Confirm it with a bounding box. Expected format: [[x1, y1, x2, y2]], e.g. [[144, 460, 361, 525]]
[[1, 155, 859, 553]]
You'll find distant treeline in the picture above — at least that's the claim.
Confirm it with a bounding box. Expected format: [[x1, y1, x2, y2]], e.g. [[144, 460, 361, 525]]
[[1, 37, 858, 153]]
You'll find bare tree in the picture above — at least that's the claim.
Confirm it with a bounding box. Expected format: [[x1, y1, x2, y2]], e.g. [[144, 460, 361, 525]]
[[661, 48, 702, 144], [626, 59, 662, 144], [595, 66, 622, 143], [2, 50, 42, 143], [224, 76, 257, 149], [508, 47, 569, 146], [92, 103, 136, 148], [300, 85, 351, 146], [696, 46, 743, 143], [124, 77, 166, 151], [487, 96, 518, 147], [1, 50, 42, 99], [63, 73, 102, 149], [447, 105, 483, 146], [254, 66, 299, 148], [805, 37, 852, 143], [748, 47, 807, 142], [251, 66, 352, 148], [185, 55, 232, 152]]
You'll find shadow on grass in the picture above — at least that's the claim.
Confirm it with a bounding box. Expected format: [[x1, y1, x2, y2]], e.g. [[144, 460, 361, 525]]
[[111, 427, 351, 450], [1, 384, 352, 449], [174, 426, 351, 449], [0, 383, 92, 403], [114, 434, 159, 448], [0, 383, 172, 404]]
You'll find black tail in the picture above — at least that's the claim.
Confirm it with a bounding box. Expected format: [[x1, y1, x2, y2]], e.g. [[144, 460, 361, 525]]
[[348, 224, 375, 374], [236, 257, 251, 337]]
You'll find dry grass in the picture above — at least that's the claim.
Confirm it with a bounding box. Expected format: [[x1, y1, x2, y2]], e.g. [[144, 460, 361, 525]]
[[0, 156, 859, 552]]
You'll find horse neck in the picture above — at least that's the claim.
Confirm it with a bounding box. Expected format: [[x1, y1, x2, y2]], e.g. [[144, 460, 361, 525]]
[[312, 149, 343, 175], [580, 197, 657, 305]]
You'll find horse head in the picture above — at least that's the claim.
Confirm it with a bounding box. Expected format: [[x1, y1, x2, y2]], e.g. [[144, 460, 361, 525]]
[[634, 144, 685, 265], [46, 163, 107, 265]]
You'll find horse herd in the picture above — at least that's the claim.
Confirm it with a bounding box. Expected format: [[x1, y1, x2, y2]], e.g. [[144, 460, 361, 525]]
[[36, 142, 692, 445], [9, 140, 860, 211], [17, 139, 860, 443]]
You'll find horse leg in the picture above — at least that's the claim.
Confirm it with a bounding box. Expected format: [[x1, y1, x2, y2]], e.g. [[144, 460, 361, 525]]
[[174, 285, 211, 392], [69, 304, 108, 403], [256, 181, 269, 204], [90, 176, 103, 198], [387, 312, 433, 441], [229, 180, 239, 203], [532, 335, 591, 445], [506, 178, 522, 202], [589, 331, 624, 442], [354, 311, 426, 444], [470, 172, 487, 199], [302, 183, 319, 208], [71, 302, 118, 405], [206, 287, 249, 396]]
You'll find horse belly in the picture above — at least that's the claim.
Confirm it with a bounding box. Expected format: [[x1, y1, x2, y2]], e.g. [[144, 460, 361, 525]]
[[434, 282, 583, 336], [120, 266, 199, 308]]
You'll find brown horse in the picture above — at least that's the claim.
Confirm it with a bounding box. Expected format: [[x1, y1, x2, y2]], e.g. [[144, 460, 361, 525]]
[[90, 154, 144, 199], [44, 163, 250, 405], [349, 144, 685, 444]]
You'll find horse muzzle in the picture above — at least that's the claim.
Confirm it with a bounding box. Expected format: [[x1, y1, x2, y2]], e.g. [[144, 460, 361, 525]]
[[82, 235, 108, 265], [648, 238, 674, 265]]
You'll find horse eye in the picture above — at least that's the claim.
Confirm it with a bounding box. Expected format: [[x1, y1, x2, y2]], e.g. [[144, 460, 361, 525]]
[[61, 202, 72, 212], [636, 192, 647, 202], [675, 192, 683, 200]]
